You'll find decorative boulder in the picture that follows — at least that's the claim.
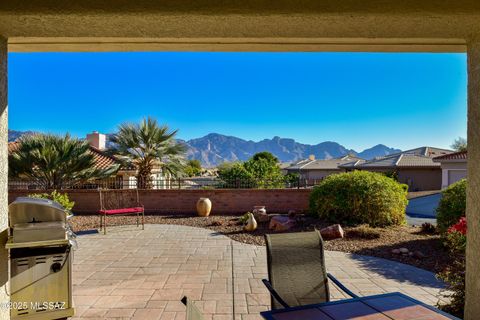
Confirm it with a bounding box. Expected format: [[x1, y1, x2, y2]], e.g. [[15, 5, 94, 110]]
[[320, 224, 344, 240], [269, 215, 296, 232], [253, 206, 269, 222]]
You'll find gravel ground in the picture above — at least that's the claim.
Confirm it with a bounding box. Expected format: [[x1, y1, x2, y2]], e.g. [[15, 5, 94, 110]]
[[71, 213, 449, 273]]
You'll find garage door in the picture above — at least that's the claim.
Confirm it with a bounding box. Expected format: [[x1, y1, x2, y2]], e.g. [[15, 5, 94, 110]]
[[448, 170, 467, 185]]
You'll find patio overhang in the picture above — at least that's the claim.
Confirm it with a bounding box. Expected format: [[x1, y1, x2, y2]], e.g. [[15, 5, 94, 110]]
[[0, 2, 479, 319]]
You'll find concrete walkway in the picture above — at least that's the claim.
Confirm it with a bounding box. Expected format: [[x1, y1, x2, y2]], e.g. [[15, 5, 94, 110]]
[[72, 224, 446, 320]]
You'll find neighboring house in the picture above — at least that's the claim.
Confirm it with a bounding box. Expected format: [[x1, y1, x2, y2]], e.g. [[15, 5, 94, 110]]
[[340, 146, 453, 191], [278, 162, 292, 175], [285, 155, 364, 180], [86, 131, 172, 189], [433, 150, 467, 189]]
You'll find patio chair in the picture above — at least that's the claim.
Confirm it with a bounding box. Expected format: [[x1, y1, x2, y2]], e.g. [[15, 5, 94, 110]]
[[98, 188, 144, 234], [262, 230, 358, 309], [181, 296, 205, 320]]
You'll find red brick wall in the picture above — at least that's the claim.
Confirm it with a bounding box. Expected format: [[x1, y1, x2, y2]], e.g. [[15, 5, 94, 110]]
[[8, 189, 312, 215]]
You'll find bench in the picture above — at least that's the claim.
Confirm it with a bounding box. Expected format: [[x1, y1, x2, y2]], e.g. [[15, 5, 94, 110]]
[[98, 188, 144, 234]]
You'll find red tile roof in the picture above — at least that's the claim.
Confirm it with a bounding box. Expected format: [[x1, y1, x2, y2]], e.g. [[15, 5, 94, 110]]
[[433, 150, 467, 161], [8, 142, 121, 170], [88, 146, 121, 169]]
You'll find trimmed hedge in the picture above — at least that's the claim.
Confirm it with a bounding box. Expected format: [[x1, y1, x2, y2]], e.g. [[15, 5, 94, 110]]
[[309, 171, 408, 227], [436, 179, 467, 233]]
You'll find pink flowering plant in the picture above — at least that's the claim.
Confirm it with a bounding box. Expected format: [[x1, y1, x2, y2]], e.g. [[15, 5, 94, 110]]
[[445, 217, 467, 252]]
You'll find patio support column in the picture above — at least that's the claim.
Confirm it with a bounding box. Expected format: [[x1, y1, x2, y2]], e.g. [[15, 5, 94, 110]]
[[0, 36, 9, 320], [466, 37, 480, 320]]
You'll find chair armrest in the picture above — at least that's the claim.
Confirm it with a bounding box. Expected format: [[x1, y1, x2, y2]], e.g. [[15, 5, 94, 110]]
[[327, 273, 359, 298], [261, 279, 290, 308]]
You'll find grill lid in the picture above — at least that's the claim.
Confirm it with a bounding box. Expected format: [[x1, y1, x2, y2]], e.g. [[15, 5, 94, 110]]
[[9, 197, 67, 227]]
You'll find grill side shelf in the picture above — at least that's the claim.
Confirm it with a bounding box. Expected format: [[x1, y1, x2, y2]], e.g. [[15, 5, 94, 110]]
[[5, 237, 69, 249]]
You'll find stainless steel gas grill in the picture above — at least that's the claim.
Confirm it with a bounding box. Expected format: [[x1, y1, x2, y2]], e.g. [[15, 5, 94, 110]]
[[5, 197, 76, 320]]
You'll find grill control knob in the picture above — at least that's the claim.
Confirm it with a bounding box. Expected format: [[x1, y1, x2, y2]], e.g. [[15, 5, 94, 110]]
[[51, 262, 62, 273]]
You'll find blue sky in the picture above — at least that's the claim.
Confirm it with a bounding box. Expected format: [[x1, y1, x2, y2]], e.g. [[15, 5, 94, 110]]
[[8, 52, 467, 151]]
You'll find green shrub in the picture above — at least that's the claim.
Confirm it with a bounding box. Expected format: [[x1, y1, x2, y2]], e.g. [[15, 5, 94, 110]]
[[309, 171, 408, 227], [436, 179, 466, 233], [29, 190, 75, 214]]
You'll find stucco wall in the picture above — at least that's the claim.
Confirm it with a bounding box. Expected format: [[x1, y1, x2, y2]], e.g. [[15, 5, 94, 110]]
[[0, 37, 8, 320], [302, 169, 340, 180], [397, 168, 442, 191], [8, 189, 313, 215], [441, 162, 468, 170], [466, 40, 480, 319]]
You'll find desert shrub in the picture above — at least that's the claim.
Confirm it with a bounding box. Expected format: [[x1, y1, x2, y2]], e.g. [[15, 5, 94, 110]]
[[29, 190, 75, 213], [437, 259, 465, 319], [420, 222, 437, 234], [437, 179, 466, 233], [346, 224, 382, 239], [309, 171, 408, 227]]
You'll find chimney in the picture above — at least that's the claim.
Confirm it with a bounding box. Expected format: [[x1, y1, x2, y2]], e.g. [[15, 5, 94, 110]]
[[308, 154, 315, 161], [86, 131, 106, 150]]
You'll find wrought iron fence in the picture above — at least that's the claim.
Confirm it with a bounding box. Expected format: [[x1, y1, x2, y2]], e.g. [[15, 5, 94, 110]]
[[8, 176, 323, 190]]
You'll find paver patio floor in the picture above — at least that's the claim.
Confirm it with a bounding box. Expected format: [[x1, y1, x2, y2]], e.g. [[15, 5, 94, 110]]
[[72, 224, 446, 320]]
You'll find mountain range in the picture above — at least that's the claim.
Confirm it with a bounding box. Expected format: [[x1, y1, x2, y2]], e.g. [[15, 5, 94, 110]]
[[8, 130, 401, 167]]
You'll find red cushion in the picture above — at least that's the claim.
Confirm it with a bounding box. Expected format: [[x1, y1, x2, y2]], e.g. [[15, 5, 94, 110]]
[[99, 207, 143, 215]]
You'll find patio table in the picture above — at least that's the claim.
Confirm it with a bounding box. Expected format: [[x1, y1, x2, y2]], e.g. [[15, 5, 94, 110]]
[[260, 292, 460, 320]]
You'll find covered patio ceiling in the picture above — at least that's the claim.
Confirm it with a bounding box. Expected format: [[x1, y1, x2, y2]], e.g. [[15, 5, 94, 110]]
[[1, 1, 479, 52]]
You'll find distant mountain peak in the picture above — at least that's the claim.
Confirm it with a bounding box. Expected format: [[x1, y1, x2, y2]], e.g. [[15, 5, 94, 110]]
[[184, 133, 401, 167]]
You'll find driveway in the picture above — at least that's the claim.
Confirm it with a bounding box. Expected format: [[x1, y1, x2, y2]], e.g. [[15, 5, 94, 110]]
[[406, 193, 441, 225]]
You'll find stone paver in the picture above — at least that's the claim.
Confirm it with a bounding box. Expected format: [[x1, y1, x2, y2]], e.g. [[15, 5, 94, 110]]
[[72, 224, 446, 320]]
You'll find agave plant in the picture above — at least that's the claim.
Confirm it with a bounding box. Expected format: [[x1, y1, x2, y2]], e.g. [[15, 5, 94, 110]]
[[110, 117, 186, 189], [9, 134, 120, 189]]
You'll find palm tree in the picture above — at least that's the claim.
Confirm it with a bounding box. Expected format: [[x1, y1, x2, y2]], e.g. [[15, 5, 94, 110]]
[[9, 134, 119, 190], [110, 117, 186, 189]]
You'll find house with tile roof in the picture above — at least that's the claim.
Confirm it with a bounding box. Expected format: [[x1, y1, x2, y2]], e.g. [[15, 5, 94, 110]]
[[433, 150, 467, 189], [339, 146, 454, 191], [285, 154, 364, 180]]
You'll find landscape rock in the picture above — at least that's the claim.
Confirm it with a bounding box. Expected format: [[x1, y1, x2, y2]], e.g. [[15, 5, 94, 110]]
[[269, 215, 296, 232], [288, 210, 296, 218], [413, 251, 426, 259], [391, 249, 401, 254], [320, 224, 344, 240], [399, 248, 409, 254], [256, 213, 270, 223]]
